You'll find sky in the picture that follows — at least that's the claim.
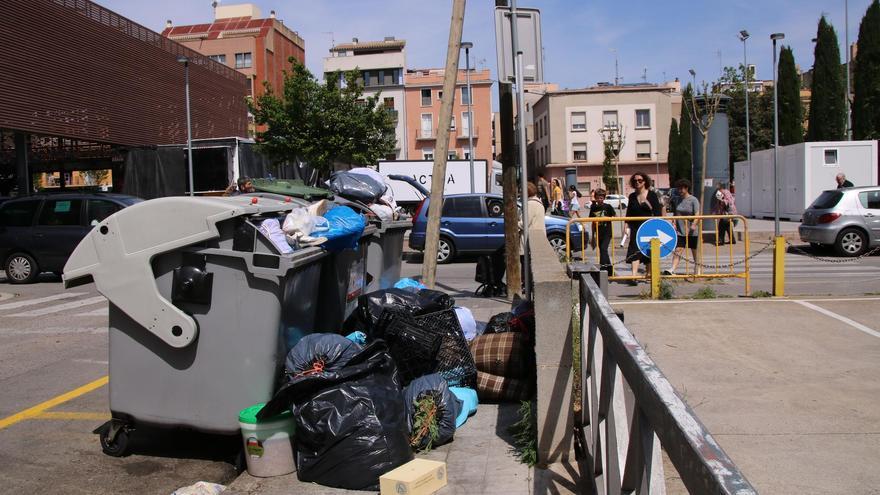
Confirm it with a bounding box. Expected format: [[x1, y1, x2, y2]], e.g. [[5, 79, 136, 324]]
[[99, 0, 875, 107]]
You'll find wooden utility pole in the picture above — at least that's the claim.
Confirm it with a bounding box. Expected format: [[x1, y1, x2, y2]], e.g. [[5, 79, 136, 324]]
[[421, 0, 466, 288], [496, 0, 522, 299]]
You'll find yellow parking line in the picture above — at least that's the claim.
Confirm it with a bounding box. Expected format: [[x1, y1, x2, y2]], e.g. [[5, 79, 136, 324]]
[[33, 411, 110, 421], [0, 376, 108, 430]]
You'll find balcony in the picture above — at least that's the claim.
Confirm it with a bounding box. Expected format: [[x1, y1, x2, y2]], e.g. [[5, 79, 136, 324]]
[[385, 108, 398, 122], [415, 128, 436, 140], [456, 127, 479, 139]]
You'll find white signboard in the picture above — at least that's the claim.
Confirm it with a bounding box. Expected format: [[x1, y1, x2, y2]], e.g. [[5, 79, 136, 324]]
[[378, 160, 488, 202], [494, 7, 543, 83]]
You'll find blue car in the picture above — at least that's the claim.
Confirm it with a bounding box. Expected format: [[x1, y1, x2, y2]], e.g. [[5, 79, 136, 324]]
[[409, 193, 586, 263]]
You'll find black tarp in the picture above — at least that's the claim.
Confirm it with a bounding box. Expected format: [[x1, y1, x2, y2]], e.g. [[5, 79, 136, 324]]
[[120, 147, 186, 199]]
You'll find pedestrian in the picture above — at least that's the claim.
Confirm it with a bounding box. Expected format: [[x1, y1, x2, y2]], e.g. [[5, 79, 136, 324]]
[[665, 179, 701, 276], [225, 177, 254, 196], [625, 172, 662, 284], [551, 179, 564, 215], [568, 185, 582, 218], [537, 173, 551, 209], [525, 181, 545, 230], [713, 182, 737, 245], [835, 173, 854, 189], [588, 188, 615, 277]]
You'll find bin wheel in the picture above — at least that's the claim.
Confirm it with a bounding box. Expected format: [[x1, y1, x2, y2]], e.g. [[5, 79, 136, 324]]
[[99, 425, 131, 457]]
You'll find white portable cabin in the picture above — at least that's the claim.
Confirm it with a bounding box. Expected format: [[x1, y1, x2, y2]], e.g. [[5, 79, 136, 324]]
[[734, 140, 878, 221]]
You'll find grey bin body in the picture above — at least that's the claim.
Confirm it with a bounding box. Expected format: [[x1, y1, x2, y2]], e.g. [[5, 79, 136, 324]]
[[313, 224, 377, 333], [63, 196, 326, 434], [365, 219, 411, 293]]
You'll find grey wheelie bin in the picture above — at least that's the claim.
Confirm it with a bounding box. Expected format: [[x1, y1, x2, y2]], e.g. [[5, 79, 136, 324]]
[[62, 196, 327, 456], [364, 218, 411, 293]]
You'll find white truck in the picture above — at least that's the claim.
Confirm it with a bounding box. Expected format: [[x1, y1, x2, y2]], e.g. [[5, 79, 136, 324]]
[[378, 160, 503, 206]]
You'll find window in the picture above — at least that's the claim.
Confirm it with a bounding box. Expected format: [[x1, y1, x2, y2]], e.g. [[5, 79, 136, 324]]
[[0, 200, 39, 227], [86, 200, 121, 226], [450, 115, 456, 131], [636, 140, 652, 160], [570, 112, 586, 132], [421, 88, 432, 106], [208, 54, 226, 64], [421, 114, 433, 138], [572, 142, 587, 161], [824, 149, 839, 166], [461, 87, 472, 105], [536, 119, 541, 139], [810, 190, 843, 209], [461, 112, 471, 135], [37, 199, 82, 226], [438, 90, 443, 101], [423, 149, 434, 160], [603, 111, 619, 129], [234, 52, 252, 69], [859, 190, 880, 209], [442, 196, 483, 217], [383, 97, 395, 109], [635, 109, 651, 129]]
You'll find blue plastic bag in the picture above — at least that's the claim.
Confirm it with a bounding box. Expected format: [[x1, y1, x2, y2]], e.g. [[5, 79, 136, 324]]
[[449, 387, 478, 428], [393, 278, 427, 292], [322, 206, 366, 251]]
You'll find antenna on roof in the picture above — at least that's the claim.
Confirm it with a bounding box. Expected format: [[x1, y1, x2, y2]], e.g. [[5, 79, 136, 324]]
[[323, 31, 335, 48]]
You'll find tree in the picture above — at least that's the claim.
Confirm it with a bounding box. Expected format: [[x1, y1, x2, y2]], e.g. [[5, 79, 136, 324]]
[[677, 84, 693, 182], [807, 16, 846, 141], [853, 0, 880, 140], [601, 139, 616, 193], [685, 82, 722, 208], [667, 118, 681, 183], [249, 61, 396, 174], [778, 46, 804, 145]]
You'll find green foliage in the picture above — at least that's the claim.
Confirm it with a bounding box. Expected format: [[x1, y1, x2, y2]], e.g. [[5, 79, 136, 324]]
[[807, 16, 846, 141], [853, 0, 880, 140], [778, 47, 805, 145], [751, 290, 772, 298], [249, 62, 396, 172], [692, 286, 718, 299], [508, 400, 537, 466], [602, 140, 616, 193], [658, 280, 675, 300], [677, 84, 694, 182], [719, 65, 774, 174], [410, 394, 441, 452], [667, 118, 682, 183]]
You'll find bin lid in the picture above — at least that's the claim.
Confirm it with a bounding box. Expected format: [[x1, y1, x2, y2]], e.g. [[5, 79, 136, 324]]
[[239, 403, 292, 424], [251, 178, 332, 200]]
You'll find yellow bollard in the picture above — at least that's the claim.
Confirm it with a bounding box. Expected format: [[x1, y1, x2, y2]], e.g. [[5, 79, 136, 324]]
[[650, 238, 661, 299], [773, 235, 785, 296]]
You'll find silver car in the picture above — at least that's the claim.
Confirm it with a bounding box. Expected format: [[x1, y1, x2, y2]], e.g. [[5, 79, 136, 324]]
[[799, 186, 880, 256]]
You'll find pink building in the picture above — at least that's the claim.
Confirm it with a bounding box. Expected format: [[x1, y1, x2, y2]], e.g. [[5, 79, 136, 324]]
[[404, 68, 493, 162]]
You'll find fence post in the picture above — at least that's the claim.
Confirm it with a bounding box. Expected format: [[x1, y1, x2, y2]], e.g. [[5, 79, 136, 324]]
[[650, 238, 661, 299], [773, 235, 785, 296]]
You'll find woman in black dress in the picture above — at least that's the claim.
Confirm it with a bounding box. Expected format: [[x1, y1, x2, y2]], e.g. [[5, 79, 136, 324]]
[[625, 172, 662, 283]]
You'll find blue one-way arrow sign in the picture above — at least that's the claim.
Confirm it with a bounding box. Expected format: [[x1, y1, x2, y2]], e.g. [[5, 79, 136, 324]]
[[636, 218, 677, 258]]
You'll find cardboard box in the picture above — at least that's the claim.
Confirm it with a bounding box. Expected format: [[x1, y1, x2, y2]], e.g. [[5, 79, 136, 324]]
[[380, 459, 448, 495]]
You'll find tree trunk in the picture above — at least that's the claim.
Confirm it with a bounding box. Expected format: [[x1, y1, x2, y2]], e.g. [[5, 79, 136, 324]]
[[699, 130, 709, 211]]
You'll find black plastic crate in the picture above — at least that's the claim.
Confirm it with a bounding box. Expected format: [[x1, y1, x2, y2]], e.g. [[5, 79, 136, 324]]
[[379, 309, 477, 389]]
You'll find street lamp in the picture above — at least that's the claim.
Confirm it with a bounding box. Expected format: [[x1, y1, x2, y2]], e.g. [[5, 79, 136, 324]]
[[177, 55, 195, 196], [461, 41, 475, 194], [739, 30, 751, 164], [688, 68, 696, 89], [845, 0, 851, 140], [771, 33, 784, 237]]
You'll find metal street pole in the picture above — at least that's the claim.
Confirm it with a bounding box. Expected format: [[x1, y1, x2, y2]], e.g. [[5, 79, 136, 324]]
[[845, 0, 852, 140], [462, 42, 475, 192], [771, 34, 784, 237], [511, 0, 531, 299], [178, 56, 195, 196], [655, 151, 660, 188], [739, 30, 751, 163]]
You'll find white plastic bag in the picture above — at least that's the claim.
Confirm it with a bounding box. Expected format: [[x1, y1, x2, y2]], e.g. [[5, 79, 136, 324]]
[[259, 218, 294, 254], [282, 208, 315, 236], [454, 307, 478, 341]]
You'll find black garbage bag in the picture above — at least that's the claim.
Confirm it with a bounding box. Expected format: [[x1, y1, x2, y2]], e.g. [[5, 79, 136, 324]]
[[349, 288, 455, 339], [404, 374, 463, 451], [327, 171, 386, 203], [284, 333, 362, 378], [484, 312, 514, 334], [258, 342, 412, 491]]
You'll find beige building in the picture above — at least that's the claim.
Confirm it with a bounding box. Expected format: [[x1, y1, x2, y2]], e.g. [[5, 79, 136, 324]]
[[323, 37, 407, 160], [531, 82, 681, 194]]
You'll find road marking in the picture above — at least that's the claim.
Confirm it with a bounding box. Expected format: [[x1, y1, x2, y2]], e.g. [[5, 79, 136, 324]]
[[73, 358, 109, 365], [0, 375, 108, 430], [793, 301, 880, 339], [33, 411, 110, 421], [612, 296, 880, 306], [0, 292, 87, 311], [8, 296, 105, 317], [75, 307, 108, 317]]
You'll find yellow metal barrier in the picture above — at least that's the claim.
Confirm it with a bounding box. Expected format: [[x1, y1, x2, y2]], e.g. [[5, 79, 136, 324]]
[[565, 215, 752, 297]]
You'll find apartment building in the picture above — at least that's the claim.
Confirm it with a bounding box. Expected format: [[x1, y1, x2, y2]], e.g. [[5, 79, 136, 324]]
[[163, 3, 305, 100], [404, 68, 493, 162], [323, 37, 408, 160], [531, 83, 681, 194]]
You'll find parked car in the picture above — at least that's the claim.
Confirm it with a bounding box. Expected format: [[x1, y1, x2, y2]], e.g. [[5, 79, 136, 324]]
[[0, 193, 142, 283], [799, 186, 880, 257], [408, 193, 586, 263], [604, 194, 628, 210]]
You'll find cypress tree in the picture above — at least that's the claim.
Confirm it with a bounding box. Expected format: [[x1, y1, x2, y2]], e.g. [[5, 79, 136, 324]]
[[778, 46, 804, 145], [678, 84, 694, 182], [667, 118, 680, 182], [853, 0, 880, 140], [806, 16, 846, 141]]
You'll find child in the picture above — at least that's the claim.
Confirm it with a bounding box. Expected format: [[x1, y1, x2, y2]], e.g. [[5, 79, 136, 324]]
[[588, 189, 616, 277]]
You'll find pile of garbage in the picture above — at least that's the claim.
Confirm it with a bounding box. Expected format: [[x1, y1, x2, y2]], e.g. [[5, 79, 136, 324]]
[[252, 199, 367, 254], [255, 279, 534, 490], [327, 168, 401, 223]]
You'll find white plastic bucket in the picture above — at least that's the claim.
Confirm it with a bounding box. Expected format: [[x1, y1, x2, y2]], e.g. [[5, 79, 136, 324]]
[[238, 403, 296, 477]]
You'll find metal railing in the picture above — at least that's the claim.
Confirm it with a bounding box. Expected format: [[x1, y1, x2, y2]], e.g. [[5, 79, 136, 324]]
[[565, 215, 753, 296], [571, 266, 757, 494]]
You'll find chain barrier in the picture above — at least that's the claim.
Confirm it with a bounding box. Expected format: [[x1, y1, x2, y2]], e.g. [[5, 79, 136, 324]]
[[672, 241, 773, 270], [784, 239, 880, 263]]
